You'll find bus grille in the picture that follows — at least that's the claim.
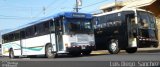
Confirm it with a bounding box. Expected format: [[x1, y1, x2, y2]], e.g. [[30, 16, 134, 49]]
[[77, 35, 89, 42]]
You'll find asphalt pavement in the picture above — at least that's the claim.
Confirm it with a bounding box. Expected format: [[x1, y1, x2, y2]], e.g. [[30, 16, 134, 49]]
[[0, 48, 160, 61], [1, 48, 160, 67]]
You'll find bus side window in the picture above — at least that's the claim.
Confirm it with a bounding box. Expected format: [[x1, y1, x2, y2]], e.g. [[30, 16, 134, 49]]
[[3, 35, 7, 43], [2, 35, 5, 43], [50, 21, 55, 33], [36, 24, 43, 36], [34, 25, 38, 36], [20, 31, 25, 39], [25, 28, 31, 38], [43, 22, 50, 33], [14, 32, 20, 41], [9, 34, 13, 42], [58, 20, 62, 31], [55, 19, 62, 31]]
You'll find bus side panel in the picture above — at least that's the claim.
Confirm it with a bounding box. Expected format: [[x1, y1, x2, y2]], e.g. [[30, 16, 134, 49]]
[[22, 34, 50, 55], [118, 12, 130, 50], [94, 29, 106, 50], [118, 20, 128, 49], [12, 41, 21, 56], [1, 44, 9, 56], [2, 41, 21, 56], [51, 33, 56, 52]]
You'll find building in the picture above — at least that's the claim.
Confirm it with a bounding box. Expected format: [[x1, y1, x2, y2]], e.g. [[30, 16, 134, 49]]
[[100, 0, 160, 16], [99, 0, 160, 43]]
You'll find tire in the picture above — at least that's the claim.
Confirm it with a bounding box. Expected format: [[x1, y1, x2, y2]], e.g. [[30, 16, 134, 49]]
[[126, 48, 137, 53], [153, 44, 158, 48], [82, 50, 92, 55], [108, 39, 120, 54], [45, 44, 56, 58], [9, 49, 14, 59]]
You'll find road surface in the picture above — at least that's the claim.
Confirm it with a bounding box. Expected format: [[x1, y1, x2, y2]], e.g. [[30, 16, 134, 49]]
[[0, 49, 160, 61], [1, 49, 160, 67]]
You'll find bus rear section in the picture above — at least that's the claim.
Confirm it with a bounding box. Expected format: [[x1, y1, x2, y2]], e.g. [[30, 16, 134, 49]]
[[1, 12, 95, 58], [93, 9, 159, 54]]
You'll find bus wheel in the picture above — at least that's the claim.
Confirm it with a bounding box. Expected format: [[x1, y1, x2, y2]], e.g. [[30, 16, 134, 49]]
[[153, 44, 158, 48], [82, 50, 92, 55], [45, 44, 56, 58], [9, 49, 15, 59], [126, 48, 137, 53], [108, 39, 120, 54]]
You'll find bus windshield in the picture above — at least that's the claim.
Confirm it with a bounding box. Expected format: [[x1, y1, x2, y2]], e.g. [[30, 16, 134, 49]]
[[137, 11, 157, 39], [138, 11, 156, 29], [65, 18, 93, 34]]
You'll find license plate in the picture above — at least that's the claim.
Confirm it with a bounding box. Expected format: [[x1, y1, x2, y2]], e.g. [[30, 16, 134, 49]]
[[82, 46, 86, 49]]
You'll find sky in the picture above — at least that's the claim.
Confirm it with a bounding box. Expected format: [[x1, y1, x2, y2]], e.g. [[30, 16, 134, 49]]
[[0, 0, 114, 32]]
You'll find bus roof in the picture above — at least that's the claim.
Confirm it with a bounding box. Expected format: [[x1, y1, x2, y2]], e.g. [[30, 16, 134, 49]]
[[94, 8, 153, 17], [2, 12, 92, 35]]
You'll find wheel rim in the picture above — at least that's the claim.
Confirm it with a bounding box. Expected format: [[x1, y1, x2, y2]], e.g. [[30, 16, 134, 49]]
[[47, 47, 53, 57], [10, 50, 14, 58], [110, 42, 117, 52]]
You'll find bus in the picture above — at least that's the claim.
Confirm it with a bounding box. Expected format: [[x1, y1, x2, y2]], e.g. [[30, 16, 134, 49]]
[[1, 12, 95, 58], [93, 8, 159, 54]]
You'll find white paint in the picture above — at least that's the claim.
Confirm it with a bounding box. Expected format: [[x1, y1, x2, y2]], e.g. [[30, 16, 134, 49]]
[[22, 34, 51, 55], [129, 38, 137, 48], [131, 38, 137, 47], [63, 34, 95, 49], [51, 34, 56, 52]]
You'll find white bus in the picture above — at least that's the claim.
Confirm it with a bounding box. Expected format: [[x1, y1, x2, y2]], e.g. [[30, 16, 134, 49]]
[[1, 12, 95, 58]]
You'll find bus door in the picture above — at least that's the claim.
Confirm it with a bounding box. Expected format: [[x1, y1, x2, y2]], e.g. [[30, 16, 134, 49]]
[[126, 14, 137, 48], [55, 18, 64, 51]]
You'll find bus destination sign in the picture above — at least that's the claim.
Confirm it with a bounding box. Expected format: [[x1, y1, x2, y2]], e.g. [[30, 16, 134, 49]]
[[72, 13, 86, 18]]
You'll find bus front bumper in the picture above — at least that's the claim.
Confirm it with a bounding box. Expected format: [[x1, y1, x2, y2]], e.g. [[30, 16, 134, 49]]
[[138, 39, 159, 48], [66, 45, 95, 52]]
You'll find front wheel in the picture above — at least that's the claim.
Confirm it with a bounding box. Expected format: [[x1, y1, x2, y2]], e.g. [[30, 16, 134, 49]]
[[153, 44, 158, 48], [45, 44, 56, 58], [126, 48, 137, 53], [108, 39, 120, 54]]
